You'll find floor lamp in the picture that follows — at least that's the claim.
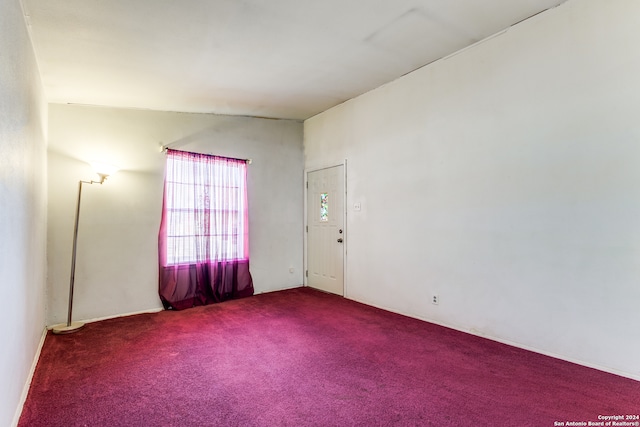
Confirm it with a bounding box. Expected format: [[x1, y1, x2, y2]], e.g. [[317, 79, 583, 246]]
[[52, 162, 118, 335]]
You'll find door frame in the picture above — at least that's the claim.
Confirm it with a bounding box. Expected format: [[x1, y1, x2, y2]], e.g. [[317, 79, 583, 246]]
[[303, 161, 347, 296]]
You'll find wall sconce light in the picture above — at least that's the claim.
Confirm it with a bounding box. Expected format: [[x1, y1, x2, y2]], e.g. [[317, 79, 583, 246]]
[[52, 161, 119, 334]]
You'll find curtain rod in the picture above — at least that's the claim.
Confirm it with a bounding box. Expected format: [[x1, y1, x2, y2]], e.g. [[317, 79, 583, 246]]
[[160, 145, 252, 164]]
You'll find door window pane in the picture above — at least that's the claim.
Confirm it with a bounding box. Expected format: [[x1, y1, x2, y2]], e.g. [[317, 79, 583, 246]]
[[320, 193, 328, 222]]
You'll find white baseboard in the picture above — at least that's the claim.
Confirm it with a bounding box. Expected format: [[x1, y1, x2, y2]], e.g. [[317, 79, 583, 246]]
[[346, 296, 640, 382], [12, 327, 47, 427], [255, 284, 304, 295], [80, 307, 165, 325], [47, 306, 164, 330]]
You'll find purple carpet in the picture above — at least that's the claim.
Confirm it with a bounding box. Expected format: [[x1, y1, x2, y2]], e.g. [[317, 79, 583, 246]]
[[19, 287, 640, 426]]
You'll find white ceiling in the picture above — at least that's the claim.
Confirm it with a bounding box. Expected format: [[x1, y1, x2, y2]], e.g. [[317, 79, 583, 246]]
[[22, 0, 566, 120]]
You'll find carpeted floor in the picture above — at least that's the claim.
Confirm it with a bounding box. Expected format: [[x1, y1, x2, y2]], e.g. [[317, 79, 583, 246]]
[[19, 287, 640, 426]]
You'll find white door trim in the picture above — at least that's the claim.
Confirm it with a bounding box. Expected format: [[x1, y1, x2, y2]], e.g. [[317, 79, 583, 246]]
[[304, 161, 347, 296]]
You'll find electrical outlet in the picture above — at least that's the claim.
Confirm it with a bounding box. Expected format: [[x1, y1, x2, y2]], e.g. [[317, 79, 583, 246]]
[[431, 294, 439, 305], [289, 267, 294, 274]]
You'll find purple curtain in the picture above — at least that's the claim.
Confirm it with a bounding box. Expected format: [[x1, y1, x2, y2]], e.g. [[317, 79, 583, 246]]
[[158, 149, 254, 310]]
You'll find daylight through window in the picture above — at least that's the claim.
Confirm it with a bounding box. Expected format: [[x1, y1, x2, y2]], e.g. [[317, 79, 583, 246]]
[[162, 150, 248, 266]]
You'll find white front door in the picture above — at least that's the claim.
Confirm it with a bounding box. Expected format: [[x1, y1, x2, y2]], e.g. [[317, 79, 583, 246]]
[[307, 165, 344, 295]]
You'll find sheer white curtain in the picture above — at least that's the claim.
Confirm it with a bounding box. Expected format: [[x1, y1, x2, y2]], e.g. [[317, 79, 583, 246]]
[[158, 149, 253, 310]]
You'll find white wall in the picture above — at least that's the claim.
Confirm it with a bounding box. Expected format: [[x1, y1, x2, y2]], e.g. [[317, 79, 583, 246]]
[[47, 104, 303, 325], [0, 1, 48, 425], [304, 0, 640, 380]]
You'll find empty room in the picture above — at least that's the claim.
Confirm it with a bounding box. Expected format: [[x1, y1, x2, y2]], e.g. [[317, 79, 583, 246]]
[[2, 0, 639, 426]]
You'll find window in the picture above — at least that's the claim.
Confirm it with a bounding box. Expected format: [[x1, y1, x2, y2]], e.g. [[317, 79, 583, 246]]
[[320, 193, 329, 222], [162, 150, 248, 266]]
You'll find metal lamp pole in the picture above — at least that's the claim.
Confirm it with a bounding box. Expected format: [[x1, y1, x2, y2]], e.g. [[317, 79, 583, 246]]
[[52, 173, 108, 335]]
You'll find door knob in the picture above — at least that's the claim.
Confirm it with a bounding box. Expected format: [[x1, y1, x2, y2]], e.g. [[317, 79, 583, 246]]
[[337, 238, 343, 243]]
